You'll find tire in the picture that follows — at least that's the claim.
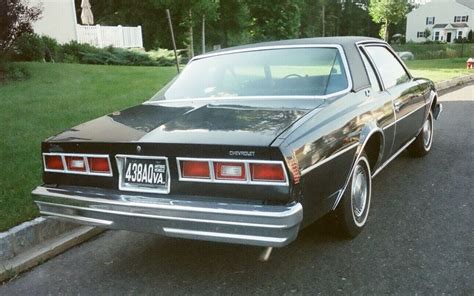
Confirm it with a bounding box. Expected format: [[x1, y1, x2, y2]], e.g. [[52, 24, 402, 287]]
[[408, 110, 434, 158], [333, 152, 372, 238]]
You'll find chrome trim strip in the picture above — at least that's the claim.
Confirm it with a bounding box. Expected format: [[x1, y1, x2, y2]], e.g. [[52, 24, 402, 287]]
[[300, 143, 359, 176], [40, 211, 113, 226], [33, 186, 301, 218], [37, 201, 287, 229], [162, 228, 287, 244], [332, 127, 384, 210], [115, 154, 171, 194], [158, 44, 354, 102], [372, 137, 416, 178], [382, 101, 430, 131], [176, 157, 290, 186], [43, 153, 113, 177]]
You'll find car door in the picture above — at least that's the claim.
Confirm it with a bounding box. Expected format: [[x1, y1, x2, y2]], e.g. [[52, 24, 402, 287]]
[[364, 45, 426, 153]]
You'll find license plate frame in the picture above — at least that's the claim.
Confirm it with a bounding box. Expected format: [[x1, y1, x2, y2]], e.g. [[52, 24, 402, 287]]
[[116, 155, 170, 194]]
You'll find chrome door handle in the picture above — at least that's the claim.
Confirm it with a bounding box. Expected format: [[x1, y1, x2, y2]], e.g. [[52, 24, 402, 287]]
[[394, 101, 402, 112]]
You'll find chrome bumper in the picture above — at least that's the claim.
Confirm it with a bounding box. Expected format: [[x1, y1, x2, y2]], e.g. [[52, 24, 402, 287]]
[[32, 186, 303, 247]]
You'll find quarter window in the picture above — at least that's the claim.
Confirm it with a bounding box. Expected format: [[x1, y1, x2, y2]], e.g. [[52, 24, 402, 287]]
[[365, 46, 410, 89], [360, 49, 381, 91]]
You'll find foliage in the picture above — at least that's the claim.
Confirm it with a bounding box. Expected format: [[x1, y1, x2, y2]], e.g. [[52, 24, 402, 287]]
[[12, 33, 45, 61], [392, 43, 474, 59], [75, 0, 384, 51], [0, 62, 176, 231], [369, 0, 408, 41], [0, 0, 42, 57], [41, 35, 62, 62], [246, 0, 303, 41]]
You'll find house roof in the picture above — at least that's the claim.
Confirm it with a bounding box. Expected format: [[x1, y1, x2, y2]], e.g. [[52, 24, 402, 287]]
[[456, 0, 474, 9], [432, 23, 469, 29]]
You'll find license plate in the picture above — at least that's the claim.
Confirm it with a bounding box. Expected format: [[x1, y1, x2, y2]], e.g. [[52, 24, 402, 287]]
[[116, 155, 170, 194]]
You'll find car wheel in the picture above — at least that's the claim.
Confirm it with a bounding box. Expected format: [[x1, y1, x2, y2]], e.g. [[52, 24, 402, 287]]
[[408, 110, 433, 157], [334, 152, 372, 238]]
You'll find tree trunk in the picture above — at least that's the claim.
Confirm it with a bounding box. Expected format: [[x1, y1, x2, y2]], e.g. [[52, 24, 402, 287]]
[[189, 10, 194, 58], [384, 19, 389, 41]]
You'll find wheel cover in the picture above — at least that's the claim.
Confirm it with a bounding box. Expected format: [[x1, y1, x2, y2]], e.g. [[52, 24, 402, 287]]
[[423, 115, 432, 148], [351, 164, 368, 219]]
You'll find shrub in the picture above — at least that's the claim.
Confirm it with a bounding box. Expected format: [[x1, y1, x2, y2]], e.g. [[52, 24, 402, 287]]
[[41, 35, 61, 62], [13, 33, 45, 61], [0, 62, 29, 83]]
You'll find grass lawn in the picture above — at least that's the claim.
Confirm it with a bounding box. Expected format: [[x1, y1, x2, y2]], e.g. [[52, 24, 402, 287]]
[[405, 57, 472, 82], [0, 62, 176, 231], [0, 58, 471, 231]]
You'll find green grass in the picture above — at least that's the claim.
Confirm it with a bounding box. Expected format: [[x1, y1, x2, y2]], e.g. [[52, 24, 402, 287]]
[[0, 62, 176, 231], [0, 58, 470, 231], [405, 57, 472, 82]]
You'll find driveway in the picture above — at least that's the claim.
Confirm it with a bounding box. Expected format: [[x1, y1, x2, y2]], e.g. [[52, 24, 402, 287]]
[[1, 84, 473, 295]]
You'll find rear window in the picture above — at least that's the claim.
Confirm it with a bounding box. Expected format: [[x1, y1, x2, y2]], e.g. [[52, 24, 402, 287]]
[[152, 47, 349, 100]]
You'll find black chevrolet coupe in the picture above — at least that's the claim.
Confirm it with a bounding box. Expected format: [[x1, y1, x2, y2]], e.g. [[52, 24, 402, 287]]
[[33, 37, 442, 248]]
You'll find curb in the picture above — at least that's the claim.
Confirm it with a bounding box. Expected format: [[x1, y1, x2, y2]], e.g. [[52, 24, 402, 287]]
[[434, 73, 474, 92], [0, 226, 104, 282]]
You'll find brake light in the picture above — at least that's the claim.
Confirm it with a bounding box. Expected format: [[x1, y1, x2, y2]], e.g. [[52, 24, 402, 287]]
[[44, 155, 64, 170], [250, 163, 285, 182], [65, 156, 86, 172], [214, 162, 246, 180], [182, 160, 210, 179], [88, 157, 110, 173]]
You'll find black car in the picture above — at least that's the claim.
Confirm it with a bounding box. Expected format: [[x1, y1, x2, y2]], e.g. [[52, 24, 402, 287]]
[[33, 37, 442, 248]]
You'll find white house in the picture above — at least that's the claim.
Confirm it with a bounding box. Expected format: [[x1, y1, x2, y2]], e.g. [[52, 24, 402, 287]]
[[406, 0, 473, 43], [30, 0, 143, 48]]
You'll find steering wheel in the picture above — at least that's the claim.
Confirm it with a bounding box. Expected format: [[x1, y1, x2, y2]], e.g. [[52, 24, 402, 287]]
[[283, 73, 303, 80]]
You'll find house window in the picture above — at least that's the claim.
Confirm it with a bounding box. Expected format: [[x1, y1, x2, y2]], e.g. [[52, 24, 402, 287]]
[[426, 17, 435, 25], [434, 31, 440, 41], [417, 32, 426, 38], [457, 31, 463, 39], [454, 16, 468, 22]]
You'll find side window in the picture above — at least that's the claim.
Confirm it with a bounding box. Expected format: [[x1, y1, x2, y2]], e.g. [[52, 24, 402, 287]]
[[365, 46, 410, 89], [360, 49, 381, 91]]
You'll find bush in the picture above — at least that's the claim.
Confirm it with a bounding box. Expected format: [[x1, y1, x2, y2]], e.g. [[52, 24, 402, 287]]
[[13, 33, 45, 61], [0, 62, 30, 83], [41, 35, 61, 62]]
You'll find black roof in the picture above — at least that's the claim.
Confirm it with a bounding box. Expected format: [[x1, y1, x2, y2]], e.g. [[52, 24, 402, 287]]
[[197, 37, 386, 92]]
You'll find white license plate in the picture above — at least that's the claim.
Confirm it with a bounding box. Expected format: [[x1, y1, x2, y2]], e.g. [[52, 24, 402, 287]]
[[116, 155, 170, 194]]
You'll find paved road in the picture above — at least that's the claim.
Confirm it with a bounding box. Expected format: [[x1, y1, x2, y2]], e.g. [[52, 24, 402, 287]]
[[1, 85, 473, 295]]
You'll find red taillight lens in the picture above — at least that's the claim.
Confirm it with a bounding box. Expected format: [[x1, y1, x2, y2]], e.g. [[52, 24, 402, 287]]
[[182, 160, 210, 179], [44, 155, 64, 170], [250, 163, 286, 182], [65, 156, 86, 172], [214, 162, 246, 180], [88, 157, 110, 173]]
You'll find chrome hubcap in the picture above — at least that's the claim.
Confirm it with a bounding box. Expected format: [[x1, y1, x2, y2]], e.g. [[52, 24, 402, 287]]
[[423, 116, 432, 148], [351, 165, 368, 218]]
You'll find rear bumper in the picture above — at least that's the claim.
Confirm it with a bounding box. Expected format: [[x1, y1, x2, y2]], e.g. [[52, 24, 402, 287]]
[[32, 185, 303, 247]]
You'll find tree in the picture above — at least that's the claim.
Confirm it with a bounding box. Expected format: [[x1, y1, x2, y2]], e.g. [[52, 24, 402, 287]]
[[0, 0, 42, 58], [369, 0, 407, 41], [245, 0, 303, 42], [423, 28, 431, 41]]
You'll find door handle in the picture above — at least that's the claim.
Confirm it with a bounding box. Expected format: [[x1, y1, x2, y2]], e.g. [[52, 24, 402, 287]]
[[394, 101, 402, 112]]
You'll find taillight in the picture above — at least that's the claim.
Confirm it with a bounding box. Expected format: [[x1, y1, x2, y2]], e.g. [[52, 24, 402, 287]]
[[214, 162, 246, 180], [181, 160, 210, 179], [88, 157, 110, 173], [65, 156, 86, 172], [42, 153, 112, 176], [177, 158, 288, 185], [250, 163, 285, 182], [44, 155, 64, 170]]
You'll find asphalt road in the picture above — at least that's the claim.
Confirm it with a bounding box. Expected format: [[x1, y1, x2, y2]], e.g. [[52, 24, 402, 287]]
[[1, 85, 473, 295]]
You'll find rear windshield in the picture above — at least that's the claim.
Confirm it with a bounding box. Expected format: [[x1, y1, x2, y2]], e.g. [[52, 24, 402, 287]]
[[151, 47, 349, 101]]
